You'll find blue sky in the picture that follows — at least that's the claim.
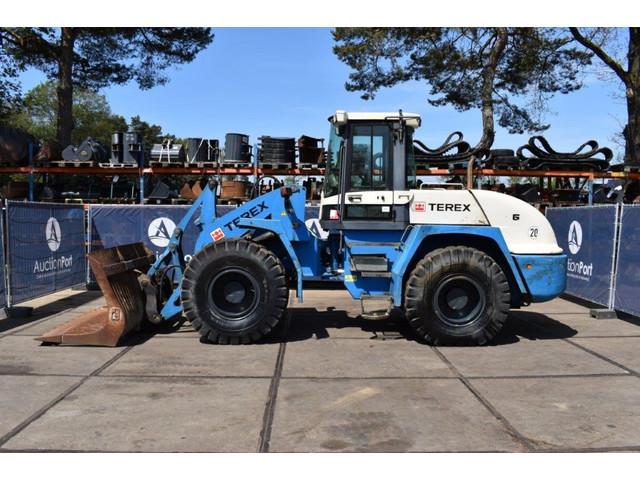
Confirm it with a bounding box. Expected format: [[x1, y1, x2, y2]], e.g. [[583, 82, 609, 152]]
[[19, 27, 627, 159]]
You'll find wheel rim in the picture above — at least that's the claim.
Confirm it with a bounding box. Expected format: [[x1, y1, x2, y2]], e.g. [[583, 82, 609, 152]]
[[207, 268, 260, 321], [433, 274, 486, 327]]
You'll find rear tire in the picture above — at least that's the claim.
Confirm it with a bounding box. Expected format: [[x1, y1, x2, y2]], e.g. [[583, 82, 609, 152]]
[[404, 246, 510, 346], [181, 239, 289, 344]]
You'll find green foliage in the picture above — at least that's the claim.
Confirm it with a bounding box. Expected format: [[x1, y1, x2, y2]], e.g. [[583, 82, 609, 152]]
[[0, 48, 22, 121], [127, 115, 180, 151], [0, 28, 214, 91], [9, 81, 127, 145], [0, 27, 213, 144], [333, 28, 592, 135], [570, 28, 640, 163]]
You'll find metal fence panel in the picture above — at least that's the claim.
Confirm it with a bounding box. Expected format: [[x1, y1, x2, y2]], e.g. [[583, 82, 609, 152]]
[[546, 205, 618, 307], [6, 201, 86, 305], [90, 205, 200, 259], [90, 204, 321, 258], [0, 210, 6, 309], [614, 204, 640, 317]]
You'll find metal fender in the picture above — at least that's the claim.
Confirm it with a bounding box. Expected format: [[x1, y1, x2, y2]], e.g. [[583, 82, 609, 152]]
[[390, 224, 528, 306], [470, 190, 563, 255]]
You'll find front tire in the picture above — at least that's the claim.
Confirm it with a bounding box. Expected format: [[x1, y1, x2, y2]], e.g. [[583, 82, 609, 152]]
[[181, 239, 289, 344], [404, 246, 510, 346]]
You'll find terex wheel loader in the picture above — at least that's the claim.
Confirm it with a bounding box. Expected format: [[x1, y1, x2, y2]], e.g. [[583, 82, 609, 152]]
[[38, 111, 567, 347]]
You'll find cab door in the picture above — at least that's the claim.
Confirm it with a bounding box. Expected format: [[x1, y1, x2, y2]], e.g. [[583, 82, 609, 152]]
[[342, 124, 394, 222]]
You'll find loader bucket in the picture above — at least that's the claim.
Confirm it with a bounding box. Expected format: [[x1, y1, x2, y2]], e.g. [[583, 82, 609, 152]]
[[36, 243, 155, 347]]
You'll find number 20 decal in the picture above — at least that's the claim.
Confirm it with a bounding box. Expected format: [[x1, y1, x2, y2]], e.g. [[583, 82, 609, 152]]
[[529, 226, 539, 238]]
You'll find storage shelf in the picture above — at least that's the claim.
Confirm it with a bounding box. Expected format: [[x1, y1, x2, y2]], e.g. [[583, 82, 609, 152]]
[[1, 165, 638, 179]]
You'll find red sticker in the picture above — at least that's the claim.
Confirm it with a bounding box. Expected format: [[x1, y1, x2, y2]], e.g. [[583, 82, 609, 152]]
[[413, 202, 426, 212], [210, 228, 225, 242]]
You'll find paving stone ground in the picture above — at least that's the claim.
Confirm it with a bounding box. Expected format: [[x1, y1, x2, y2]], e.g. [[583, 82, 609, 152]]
[[2, 287, 640, 452]]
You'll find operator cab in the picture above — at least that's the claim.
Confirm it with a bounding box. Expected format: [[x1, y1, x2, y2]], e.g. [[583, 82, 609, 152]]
[[320, 110, 421, 231]]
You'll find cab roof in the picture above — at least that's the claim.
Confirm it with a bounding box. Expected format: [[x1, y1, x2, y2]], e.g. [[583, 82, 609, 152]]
[[329, 110, 421, 129]]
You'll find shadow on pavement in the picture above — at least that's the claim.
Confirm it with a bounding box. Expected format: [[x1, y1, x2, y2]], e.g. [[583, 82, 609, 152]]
[[0, 290, 104, 335], [489, 311, 578, 346], [30, 304, 580, 348]]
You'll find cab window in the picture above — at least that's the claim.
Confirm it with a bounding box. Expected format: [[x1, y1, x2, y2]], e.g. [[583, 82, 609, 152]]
[[324, 126, 344, 198], [348, 125, 390, 191]]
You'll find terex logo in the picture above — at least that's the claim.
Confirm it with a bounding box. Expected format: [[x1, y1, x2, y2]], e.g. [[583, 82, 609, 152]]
[[46, 217, 61, 252], [428, 203, 471, 212], [148, 217, 176, 248], [568, 220, 582, 255], [223, 201, 269, 230]]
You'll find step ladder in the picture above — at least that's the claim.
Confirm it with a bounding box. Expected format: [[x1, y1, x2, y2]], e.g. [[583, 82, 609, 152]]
[[360, 294, 393, 321]]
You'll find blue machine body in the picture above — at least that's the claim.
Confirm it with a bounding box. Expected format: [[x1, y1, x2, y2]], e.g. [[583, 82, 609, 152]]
[[148, 184, 567, 322]]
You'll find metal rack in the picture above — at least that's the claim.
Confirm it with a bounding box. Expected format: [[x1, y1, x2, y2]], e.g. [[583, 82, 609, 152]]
[[2, 165, 639, 204]]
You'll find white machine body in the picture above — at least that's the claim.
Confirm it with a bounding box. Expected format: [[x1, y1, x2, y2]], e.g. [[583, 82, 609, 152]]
[[321, 188, 562, 255]]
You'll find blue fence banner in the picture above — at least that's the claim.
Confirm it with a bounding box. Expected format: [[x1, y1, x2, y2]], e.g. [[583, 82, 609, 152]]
[[6, 201, 86, 305], [546, 205, 618, 307], [0, 210, 6, 309], [614, 205, 640, 316], [89, 205, 205, 260], [90, 204, 322, 260]]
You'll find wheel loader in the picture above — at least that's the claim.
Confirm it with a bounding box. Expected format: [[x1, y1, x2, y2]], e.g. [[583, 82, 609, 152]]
[[38, 110, 567, 347]]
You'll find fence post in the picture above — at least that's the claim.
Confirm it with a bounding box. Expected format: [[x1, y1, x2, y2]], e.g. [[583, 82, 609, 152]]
[[607, 203, 623, 310], [5, 201, 13, 309], [86, 203, 92, 285]]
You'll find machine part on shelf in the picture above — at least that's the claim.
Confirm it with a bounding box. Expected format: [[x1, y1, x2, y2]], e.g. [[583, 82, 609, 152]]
[[298, 146, 325, 165], [298, 135, 324, 149], [33, 140, 62, 165], [150, 139, 186, 164], [259, 136, 296, 167], [517, 136, 612, 171], [1, 181, 30, 199], [551, 189, 581, 206], [187, 138, 219, 164], [609, 162, 640, 173], [111, 132, 123, 163], [298, 135, 326, 167], [220, 180, 250, 199], [250, 175, 282, 199], [512, 183, 542, 203], [180, 182, 196, 201], [148, 180, 178, 201], [624, 180, 640, 203], [302, 177, 323, 201], [180, 179, 207, 201], [0, 125, 36, 166], [36, 243, 155, 347], [482, 149, 520, 170], [413, 131, 473, 164], [61, 144, 77, 161], [39, 185, 58, 202], [223, 133, 252, 163], [61, 137, 108, 164], [77, 138, 109, 163], [111, 132, 142, 166], [38, 111, 567, 348]]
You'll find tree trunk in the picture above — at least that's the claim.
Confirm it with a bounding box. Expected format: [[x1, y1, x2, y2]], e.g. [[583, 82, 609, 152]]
[[477, 28, 508, 152], [56, 28, 76, 147], [625, 28, 640, 164]]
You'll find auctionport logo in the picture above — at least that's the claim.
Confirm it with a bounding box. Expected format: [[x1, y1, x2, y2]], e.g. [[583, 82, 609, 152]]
[[566, 219, 592, 281], [46, 217, 61, 252], [567, 220, 582, 255], [34, 216, 73, 276], [148, 217, 176, 248]]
